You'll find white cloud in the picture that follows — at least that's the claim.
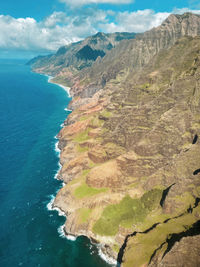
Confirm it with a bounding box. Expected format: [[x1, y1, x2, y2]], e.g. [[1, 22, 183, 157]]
[[59, 0, 132, 7], [172, 7, 200, 15], [0, 11, 103, 52], [99, 9, 170, 33], [0, 8, 199, 54], [99, 8, 200, 33]]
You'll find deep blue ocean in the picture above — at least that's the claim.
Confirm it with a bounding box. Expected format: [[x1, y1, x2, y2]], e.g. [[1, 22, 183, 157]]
[[0, 59, 109, 267]]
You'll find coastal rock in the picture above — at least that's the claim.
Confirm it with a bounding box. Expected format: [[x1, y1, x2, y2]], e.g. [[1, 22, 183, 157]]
[[58, 119, 90, 139]]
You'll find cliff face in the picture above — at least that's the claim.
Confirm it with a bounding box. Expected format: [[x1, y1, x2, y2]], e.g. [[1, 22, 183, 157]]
[[35, 13, 200, 266], [69, 13, 200, 98], [28, 32, 136, 79]]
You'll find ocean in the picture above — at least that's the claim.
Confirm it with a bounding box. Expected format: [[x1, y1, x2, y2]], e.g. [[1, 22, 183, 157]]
[[0, 59, 110, 267]]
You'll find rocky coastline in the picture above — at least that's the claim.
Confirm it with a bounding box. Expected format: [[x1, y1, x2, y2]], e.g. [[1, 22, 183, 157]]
[[44, 77, 118, 264], [32, 13, 200, 267], [53, 88, 119, 264]]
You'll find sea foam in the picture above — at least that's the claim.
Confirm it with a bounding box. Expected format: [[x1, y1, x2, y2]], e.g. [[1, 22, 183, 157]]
[[98, 247, 117, 266], [58, 225, 77, 241], [46, 195, 65, 217], [54, 141, 60, 154], [47, 197, 77, 242], [46, 74, 115, 264], [47, 76, 71, 97]]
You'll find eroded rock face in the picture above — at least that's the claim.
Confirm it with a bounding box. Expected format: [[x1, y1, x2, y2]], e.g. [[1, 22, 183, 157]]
[[61, 153, 90, 183], [58, 119, 90, 139], [69, 13, 200, 98], [88, 145, 108, 163], [86, 160, 123, 188]]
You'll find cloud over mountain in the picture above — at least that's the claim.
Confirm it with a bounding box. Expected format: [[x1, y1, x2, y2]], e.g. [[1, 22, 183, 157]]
[[0, 8, 199, 53]]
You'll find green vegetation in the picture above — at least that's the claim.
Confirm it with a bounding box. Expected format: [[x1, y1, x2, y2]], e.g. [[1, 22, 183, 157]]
[[67, 169, 90, 187], [123, 205, 200, 267], [173, 192, 196, 213], [112, 244, 120, 253], [104, 142, 126, 158], [78, 208, 92, 223], [79, 77, 91, 86], [141, 189, 163, 211], [93, 189, 162, 236], [140, 83, 150, 89], [100, 109, 112, 118], [52, 76, 73, 88], [79, 115, 91, 121], [74, 182, 107, 199], [73, 128, 91, 143], [90, 116, 104, 128], [76, 144, 89, 153]]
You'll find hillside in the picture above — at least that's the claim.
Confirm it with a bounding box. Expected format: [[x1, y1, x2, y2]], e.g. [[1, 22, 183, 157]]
[[33, 13, 200, 266], [68, 12, 200, 98], [28, 32, 135, 79]]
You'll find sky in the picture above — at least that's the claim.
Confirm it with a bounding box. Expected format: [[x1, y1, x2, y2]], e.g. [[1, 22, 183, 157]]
[[0, 0, 200, 58]]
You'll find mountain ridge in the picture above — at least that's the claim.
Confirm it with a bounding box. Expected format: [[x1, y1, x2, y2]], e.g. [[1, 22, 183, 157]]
[[28, 32, 136, 76], [67, 12, 200, 98]]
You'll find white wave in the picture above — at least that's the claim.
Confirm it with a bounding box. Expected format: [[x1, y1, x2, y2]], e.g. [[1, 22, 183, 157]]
[[98, 247, 117, 266], [58, 224, 77, 241], [57, 84, 71, 97], [46, 194, 55, 211], [46, 74, 71, 97], [47, 75, 53, 83], [46, 195, 66, 217], [66, 234, 77, 241], [53, 206, 66, 217], [54, 162, 62, 180], [54, 141, 60, 154], [58, 224, 66, 238], [64, 107, 72, 112], [48, 194, 117, 264], [54, 170, 60, 180]]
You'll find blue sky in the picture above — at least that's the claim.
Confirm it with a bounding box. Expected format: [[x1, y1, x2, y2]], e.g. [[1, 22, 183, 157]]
[[0, 0, 200, 58]]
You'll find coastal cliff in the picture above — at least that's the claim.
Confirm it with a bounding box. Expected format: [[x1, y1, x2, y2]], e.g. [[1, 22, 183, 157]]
[[30, 13, 200, 266]]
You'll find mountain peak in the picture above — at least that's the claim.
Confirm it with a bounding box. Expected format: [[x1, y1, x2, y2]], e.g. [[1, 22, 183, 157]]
[[94, 32, 105, 38], [164, 12, 200, 24]]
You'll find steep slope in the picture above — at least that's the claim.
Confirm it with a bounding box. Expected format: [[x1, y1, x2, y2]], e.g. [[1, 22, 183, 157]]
[[54, 35, 200, 266], [28, 32, 135, 78], [69, 12, 200, 98]]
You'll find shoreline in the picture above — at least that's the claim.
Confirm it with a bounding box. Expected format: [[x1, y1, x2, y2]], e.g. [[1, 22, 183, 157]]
[[45, 75, 117, 266], [47, 75, 71, 98]]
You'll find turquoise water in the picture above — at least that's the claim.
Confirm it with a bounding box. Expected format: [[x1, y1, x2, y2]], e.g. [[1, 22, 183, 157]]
[[0, 59, 109, 267]]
